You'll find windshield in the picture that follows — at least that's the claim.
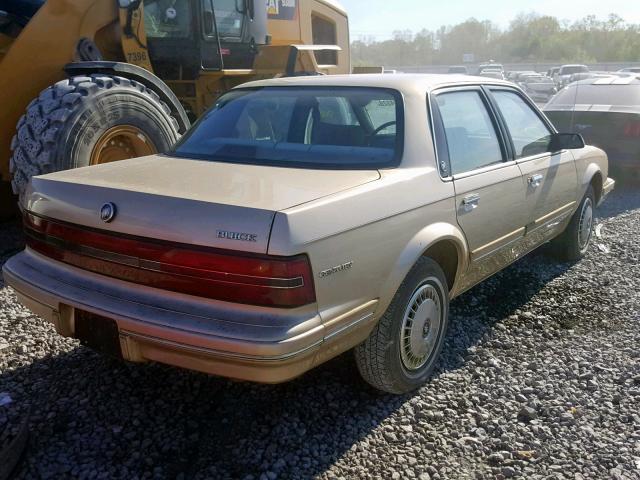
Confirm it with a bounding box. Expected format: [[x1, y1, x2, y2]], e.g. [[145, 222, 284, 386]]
[[173, 87, 404, 168], [143, 0, 192, 38], [561, 66, 588, 75]]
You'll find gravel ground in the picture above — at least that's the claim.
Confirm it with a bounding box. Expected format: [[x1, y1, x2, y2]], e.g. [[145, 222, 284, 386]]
[[0, 185, 639, 480]]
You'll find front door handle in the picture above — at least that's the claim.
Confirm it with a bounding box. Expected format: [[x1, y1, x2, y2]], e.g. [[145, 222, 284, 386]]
[[462, 193, 480, 212], [528, 174, 544, 188]]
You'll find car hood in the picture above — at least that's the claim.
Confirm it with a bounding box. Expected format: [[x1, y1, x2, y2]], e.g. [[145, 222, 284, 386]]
[[24, 155, 381, 254]]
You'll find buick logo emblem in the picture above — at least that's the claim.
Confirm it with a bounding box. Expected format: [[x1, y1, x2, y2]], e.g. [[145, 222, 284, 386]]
[[100, 202, 117, 223]]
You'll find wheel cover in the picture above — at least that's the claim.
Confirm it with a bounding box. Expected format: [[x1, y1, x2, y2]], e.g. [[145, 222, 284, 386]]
[[399, 282, 442, 372], [578, 197, 594, 250], [90, 125, 157, 165]]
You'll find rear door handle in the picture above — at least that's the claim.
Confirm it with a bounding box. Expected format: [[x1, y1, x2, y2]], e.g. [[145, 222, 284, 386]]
[[528, 174, 544, 188], [462, 194, 480, 212]]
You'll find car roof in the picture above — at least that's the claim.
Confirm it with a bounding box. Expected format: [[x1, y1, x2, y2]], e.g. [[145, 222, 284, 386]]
[[235, 74, 513, 94], [569, 76, 640, 87]]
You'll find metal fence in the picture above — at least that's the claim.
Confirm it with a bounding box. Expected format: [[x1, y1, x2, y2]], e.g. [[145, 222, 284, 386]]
[[391, 62, 640, 74]]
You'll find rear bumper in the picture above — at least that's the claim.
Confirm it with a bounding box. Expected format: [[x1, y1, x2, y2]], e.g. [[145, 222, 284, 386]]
[[601, 177, 615, 206], [3, 249, 377, 383]]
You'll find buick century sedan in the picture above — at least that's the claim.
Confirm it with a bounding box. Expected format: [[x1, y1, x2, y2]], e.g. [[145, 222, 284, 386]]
[[4, 75, 615, 394]]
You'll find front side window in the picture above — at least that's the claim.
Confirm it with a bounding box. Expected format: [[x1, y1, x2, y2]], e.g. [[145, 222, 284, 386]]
[[144, 0, 192, 38], [434, 90, 503, 175], [491, 90, 552, 159], [173, 87, 403, 168]]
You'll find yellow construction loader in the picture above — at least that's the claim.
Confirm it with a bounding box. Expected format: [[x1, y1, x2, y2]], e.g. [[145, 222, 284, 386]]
[[0, 0, 350, 211]]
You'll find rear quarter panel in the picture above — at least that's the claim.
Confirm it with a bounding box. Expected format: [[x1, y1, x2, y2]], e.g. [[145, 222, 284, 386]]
[[571, 145, 609, 201], [268, 167, 464, 327]]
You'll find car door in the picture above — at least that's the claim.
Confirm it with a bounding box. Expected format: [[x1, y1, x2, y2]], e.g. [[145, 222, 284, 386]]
[[488, 88, 578, 245], [431, 87, 529, 291]]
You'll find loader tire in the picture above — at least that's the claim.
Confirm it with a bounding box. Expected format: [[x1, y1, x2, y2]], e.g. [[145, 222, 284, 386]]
[[10, 74, 181, 197]]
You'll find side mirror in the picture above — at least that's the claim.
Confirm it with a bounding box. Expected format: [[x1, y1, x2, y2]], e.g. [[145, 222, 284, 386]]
[[549, 133, 585, 152]]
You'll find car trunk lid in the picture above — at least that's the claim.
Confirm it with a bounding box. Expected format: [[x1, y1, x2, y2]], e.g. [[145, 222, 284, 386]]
[[25, 155, 381, 254]]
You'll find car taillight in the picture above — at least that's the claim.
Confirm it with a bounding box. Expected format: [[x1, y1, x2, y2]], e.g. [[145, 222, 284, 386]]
[[23, 212, 316, 308], [623, 121, 640, 138]]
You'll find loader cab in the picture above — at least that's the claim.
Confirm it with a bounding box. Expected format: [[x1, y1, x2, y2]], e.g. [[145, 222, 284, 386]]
[[143, 0, 268, 79]]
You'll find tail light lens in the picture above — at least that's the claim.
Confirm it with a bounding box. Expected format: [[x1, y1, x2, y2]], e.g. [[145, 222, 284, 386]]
[[623, 120, 640, 138], [23, 212, 316, 308]]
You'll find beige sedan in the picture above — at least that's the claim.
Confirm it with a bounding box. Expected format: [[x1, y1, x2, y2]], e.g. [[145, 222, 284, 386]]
[[3, 74, 615, 394]]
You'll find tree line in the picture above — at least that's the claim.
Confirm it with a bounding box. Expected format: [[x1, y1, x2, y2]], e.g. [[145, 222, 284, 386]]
[[351, 13, 640, 67]]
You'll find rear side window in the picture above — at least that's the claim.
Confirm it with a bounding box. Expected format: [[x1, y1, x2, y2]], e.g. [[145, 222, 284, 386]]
[[433, 90, 503, 175], [491, 91, 552, 159], [173, 87, 404, 169]]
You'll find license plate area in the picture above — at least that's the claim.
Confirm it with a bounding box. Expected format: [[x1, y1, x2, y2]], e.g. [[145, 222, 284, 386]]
[[74, 309, 123, 359]]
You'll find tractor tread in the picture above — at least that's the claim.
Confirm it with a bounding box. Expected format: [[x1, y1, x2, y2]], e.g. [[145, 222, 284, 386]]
[[10, 74, 178, 196]]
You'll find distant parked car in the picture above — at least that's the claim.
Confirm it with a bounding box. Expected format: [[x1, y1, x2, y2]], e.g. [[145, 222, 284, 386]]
[[557, 64, 589, 88], [512, 71, 537, 83], [545, 76, 640, 175], [479, 69, 504, 80], [547, 67, 560, 80], [447, 65, 468, 74], [477, 63, 504, 75], [520, 74, 557, 103], [568, 72, 593, 84]]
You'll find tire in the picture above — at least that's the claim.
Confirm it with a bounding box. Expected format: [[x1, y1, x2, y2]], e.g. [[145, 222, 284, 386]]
[[551, 185, 595, 262], [355, 257, 450, 394], [9, 74, 181, 196]]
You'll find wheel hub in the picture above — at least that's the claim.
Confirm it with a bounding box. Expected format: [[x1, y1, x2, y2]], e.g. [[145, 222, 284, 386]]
[[90, 125, 157, 165], [578, 198, 593, 250], [400, 283, 442, 371]]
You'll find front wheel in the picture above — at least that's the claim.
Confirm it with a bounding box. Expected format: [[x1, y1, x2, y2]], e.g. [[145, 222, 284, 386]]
[[354, 257, 450, 394], [551, 186, 595, 262]]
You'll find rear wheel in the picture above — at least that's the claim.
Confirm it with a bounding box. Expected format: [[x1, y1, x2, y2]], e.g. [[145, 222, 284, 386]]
[[10, 74, 180, 196], [551, 185, 595, 261], [355, 257, 450, 394]]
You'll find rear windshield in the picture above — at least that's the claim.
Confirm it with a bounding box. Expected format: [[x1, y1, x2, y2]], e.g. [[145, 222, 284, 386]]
[[547, 84, 640, 107], [173, 87, 404, 169]]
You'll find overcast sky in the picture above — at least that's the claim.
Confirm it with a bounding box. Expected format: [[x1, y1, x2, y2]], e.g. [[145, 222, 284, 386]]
[[340, 0, 640, 40]]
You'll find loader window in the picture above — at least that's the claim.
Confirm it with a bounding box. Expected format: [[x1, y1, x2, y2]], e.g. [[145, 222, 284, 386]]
[[214, 0, 244, 38], [144, 0, 192, 38], [173, 87, 404, 169], [312, 15, 337, 66]]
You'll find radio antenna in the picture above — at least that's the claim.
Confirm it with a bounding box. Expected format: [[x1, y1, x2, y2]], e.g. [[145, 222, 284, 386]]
[[569, 74, 580, 134]]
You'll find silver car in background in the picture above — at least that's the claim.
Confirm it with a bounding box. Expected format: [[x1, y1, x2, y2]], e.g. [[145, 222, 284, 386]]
[[519, 74, 557, 103], [557, 64, 589, 89]]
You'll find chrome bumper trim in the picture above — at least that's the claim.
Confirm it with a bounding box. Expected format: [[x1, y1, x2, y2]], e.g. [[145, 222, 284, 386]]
[[121, 330, 323, 363]]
